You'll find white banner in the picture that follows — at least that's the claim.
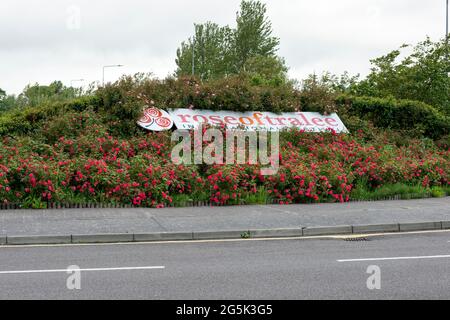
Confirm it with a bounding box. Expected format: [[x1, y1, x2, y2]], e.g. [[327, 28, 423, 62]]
[[137, 107, 348, 133], [168, 109, 348, 133]]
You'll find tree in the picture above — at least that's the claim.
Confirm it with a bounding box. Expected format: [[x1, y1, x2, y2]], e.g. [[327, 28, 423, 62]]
[[243, 55, 288, 86], [299, 73, 339, 114], [0, 88, 7, 111], [0, 88, 17, 112], [175, 22, 234, 80], [18, 81, 78, 108], [175, 0, 283, 81], [233, 0, 280, 71], [352, 37, 450, 114]]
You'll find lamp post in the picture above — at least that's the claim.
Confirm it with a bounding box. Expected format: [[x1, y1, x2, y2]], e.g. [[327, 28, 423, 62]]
[[192, 36, 195, 76], [102, 65, 124, 86], [446, 0, 449, 74], [192, 24, 197, 77], [446, 0, 449, 37], [192, 35, 195, 76]]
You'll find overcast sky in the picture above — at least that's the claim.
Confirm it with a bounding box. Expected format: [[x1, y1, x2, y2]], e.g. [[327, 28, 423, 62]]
[[0, 0, 447, 94]]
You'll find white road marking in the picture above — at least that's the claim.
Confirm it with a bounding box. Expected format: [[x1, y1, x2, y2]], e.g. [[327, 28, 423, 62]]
[[338, 255, 450, 263], [0, 266, 165, 275]]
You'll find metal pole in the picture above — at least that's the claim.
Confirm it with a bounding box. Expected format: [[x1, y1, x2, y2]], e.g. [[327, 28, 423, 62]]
[[70, 79, 84, 87], [192, 33, 195, 76], [447, 0, 449, 71], [446, 0, 449, 37]]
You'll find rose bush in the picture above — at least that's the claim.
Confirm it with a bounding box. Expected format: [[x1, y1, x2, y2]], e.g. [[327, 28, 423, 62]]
[[0, 109, 448, 208]]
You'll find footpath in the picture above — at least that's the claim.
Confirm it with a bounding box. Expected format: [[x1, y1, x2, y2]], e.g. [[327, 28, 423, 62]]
[[0, 197, 449, 245]]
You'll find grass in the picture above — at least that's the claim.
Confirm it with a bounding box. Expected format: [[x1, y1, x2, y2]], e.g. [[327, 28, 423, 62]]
[[351, 183, 449, 201], [242, 187, 271, 205], [8, 183, 449, 210], [171, 194, 194, 207], [430, 185, 450, 198], [170, 183, 449, 207]]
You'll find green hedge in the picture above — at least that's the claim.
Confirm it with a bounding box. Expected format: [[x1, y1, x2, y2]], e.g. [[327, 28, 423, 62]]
[[336, 95, 450, 139], [1, 79, 449, 140], [0, 96, 101, 136]]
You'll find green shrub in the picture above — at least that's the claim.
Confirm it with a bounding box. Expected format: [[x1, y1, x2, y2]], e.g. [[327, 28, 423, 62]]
[[336, 95, 450, 139], [351, 183, 430, 201], [0, 96, 100, 136], [431, 187, 446, 198], [1, 76, 449, 141]]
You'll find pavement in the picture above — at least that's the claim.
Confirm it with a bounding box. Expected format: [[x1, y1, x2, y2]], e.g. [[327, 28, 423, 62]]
[[0, 197, 449, 245], [0, 231, 449, 299]]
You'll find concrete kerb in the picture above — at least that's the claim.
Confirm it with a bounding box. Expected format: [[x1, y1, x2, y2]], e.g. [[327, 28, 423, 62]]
[[6, 235, 72, 245], [1, 221, 450, 246], [399, 222, 442, 232], [71, 233, 134, 244], [442, 221, 450, 230], [193, 230, 248, 240], [352, 223, 400, 234], [134, 232, 194, 242], [303, 225, 353, 236], [250, 228, 303, 238]]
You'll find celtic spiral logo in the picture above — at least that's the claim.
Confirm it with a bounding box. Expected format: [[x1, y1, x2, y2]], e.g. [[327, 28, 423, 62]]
[[138, 107, 174, 131]]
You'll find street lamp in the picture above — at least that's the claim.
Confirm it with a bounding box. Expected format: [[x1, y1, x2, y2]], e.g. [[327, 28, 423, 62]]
[[446, 0, 449, 37], [192, 35, 195, 76], [102, 64, 124, 86], [447, 0, 449, 78], [445, 0, 448, 38], [192, 24, 196, 77]]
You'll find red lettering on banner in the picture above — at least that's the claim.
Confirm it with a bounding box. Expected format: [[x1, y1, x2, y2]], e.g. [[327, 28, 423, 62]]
[[193, 115, 208, 123], [224, 116, 239, 125], [311, 118, 324, 126], [177, 114, 191, 123], [209, 115, 224, 125], [325, 118, 338, 126], [297, 113, 312, 126], [288, 118, 303, 126], [274, 117, 287, 125], [264, 116, 277, 126], [166, 109, 347, 133]]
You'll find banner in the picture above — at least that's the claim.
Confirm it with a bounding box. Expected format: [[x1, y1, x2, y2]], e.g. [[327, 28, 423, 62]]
[[138, 107, 348, 133], [137, 107, 174, 132]]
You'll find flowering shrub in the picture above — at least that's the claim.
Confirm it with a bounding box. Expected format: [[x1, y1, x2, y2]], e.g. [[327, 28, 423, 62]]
[[1, 75, 448, 140], [0, 109, 448, 208]]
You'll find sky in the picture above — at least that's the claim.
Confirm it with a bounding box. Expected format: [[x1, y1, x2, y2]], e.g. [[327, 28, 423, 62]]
[[0, 0, 448, 95]]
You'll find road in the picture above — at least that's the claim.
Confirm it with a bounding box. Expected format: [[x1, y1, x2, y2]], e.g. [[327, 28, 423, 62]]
[[0, 231, 449, 300]]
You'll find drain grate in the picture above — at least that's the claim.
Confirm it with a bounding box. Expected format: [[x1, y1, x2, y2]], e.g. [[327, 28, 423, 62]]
[[343, 237, 371, 242]]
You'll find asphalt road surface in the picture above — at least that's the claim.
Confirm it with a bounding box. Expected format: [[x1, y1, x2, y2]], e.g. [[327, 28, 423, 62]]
[[0, 231, 449, 300]]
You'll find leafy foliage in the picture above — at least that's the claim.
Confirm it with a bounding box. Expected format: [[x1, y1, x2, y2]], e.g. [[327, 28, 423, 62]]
[[351, 37, 450, 114], [176, 22, 234, 81], [336, 95, 450, 139], [0, 111, 448, 207], [1, 74, 448, 141], [0, 81, 83, 113], [176, 0, 282, 81], [243, 55, 289, 86], [234, 0, 280, 70]]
